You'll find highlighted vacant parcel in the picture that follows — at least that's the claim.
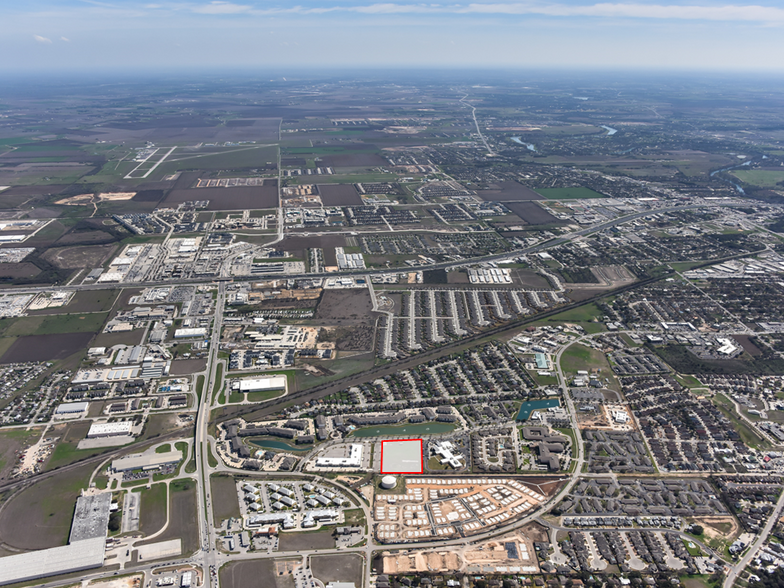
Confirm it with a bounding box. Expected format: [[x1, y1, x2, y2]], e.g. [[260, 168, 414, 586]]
[[381, 439, 423, 474]]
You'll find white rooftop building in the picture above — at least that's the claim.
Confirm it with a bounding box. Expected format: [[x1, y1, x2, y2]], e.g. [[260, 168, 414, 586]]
[[315, 444, 363, 468], [87, 421, 134, 438]]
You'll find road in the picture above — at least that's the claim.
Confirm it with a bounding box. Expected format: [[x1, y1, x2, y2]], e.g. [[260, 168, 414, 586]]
[[6, 202, 755, 298]]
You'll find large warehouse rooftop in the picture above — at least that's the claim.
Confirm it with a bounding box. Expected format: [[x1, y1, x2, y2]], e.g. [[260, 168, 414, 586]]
[[0, 537, 105, 586], [69, 493, 111, 543], [112, 450, 182, 472]]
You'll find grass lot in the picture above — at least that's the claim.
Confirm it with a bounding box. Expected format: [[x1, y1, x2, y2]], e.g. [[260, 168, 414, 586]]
[[297, 353, 375, 390], [713, 393, 769, 449], [156, 443, 172, 453], [676, 375, 704, 388], [139, 479, 199, 556], [139, 483, 168, 536], [207, 444, 218, 468], [538, 303, 605, 334], [46, 421, 127, 470], [211, 475, 241, 525], [245, 389, 286, 403], [731, 169, 784, 188], [212, 363, 224, 403], [195, 375, 205, 402], [155, 145, 278, 174], [0, 461, 94, 549], [0, 312, 108, 337], [534, 187, 605, 200]]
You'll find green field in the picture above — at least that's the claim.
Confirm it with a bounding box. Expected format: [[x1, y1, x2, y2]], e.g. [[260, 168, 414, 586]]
[[534, 187, 605, 200], [0, 312, 108, 337], [731, 169, 784, 188], [154, 145, 278, 175]]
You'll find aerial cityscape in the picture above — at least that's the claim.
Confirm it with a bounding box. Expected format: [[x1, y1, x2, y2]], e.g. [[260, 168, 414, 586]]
[[2, 11, 784, 588]]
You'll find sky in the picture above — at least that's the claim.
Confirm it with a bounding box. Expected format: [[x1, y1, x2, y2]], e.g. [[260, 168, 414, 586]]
[[2, 0, 784, 72]]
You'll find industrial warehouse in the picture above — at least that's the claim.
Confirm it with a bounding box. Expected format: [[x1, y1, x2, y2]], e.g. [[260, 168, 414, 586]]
[[0, 493, 110, 585]]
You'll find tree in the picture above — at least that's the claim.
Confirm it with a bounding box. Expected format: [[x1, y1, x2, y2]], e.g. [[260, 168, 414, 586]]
[[691, 524, 704, 535]]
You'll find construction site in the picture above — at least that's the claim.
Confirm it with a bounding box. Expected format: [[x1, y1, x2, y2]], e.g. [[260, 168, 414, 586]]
[[373, 477, 547, 543]]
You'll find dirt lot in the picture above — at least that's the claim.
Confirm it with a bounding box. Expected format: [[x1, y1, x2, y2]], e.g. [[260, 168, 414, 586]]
[[220, 560, 280, 588], [318, 325, 375, 351], [278, 530, 336, 551], [276, 235, 346, 266], [42, 244, 117, 269], [504, 201, 560, 224], [27, 289, 120, 316], [0, 428, 42, 481], [210, 475, 241, 525], [169, 358, 207, 376], [320, 153, 387, 167], [0, 262, 40, 278], [161, 186, 278, 210], [317, 184, 362, 206], [0, 332, 94, 363], [314, 289, 377, 325], [0, 461, 94, 549], [478, 181, 542, 202], [310, 554, 362, 586]]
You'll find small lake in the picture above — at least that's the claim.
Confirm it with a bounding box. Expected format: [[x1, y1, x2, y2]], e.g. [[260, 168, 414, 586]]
[[601, 125, 618, 136], [249, 439, 311, 452], [516, 398, 561, 421], [350, 422, 457, 438]]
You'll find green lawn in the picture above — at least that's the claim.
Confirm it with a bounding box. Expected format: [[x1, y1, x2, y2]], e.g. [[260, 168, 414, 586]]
[[0, 312, 109, 337], [155, 443, 172, 454], [713, 393, 768, 449], [731, 169, 784, 188]]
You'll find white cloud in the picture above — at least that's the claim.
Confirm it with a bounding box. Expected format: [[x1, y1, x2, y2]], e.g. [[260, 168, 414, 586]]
[[33, 34, 52, 43], [61, 36, 71, 41], [192, 1, 251, 14], [459, 2, 784, 22]]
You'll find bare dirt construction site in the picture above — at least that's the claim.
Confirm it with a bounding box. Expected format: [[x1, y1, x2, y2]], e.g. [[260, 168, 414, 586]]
[[317, 184, 363, 206], [310, 554, 363, 586], [42, 243, 117, 269], [0, 332, 94, 363], [161, 185, 278, 210], [478, 182, 542, 202], [381, 523, 546, 574], [314, 289, 378, 326], [373, 477, 548, 543]]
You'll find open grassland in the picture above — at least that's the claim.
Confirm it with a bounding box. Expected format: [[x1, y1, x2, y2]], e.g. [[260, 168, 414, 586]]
[[0, 461, 94, 549]]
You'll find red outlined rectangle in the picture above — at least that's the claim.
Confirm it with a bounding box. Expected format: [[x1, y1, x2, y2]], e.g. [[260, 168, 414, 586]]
[[380, 438, 423, 474]]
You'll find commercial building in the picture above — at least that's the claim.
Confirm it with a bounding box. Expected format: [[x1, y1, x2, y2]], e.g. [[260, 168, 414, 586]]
[[112, 450, 182, 472], [174, 327, 208, 339], [232, 376, 287, 393], [87, 421, 134, 438], [55, 402, 89, 416], [0, 537, 105, 586], [69, 493, 112, 543], [315, 444, 363, 468]]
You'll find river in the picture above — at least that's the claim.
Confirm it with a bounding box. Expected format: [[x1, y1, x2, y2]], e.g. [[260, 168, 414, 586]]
[[710, 159, 752, 195]]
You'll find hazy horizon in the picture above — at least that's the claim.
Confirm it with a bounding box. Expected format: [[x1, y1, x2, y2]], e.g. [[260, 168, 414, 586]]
[[2, 0, 784, 73]]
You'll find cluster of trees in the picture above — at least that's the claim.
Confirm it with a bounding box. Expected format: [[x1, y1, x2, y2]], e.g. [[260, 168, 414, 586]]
[[748, 568, 784, 588]]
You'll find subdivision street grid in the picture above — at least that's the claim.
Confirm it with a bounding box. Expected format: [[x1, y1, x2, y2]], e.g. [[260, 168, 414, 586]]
[[2, 77, 784, 588]]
